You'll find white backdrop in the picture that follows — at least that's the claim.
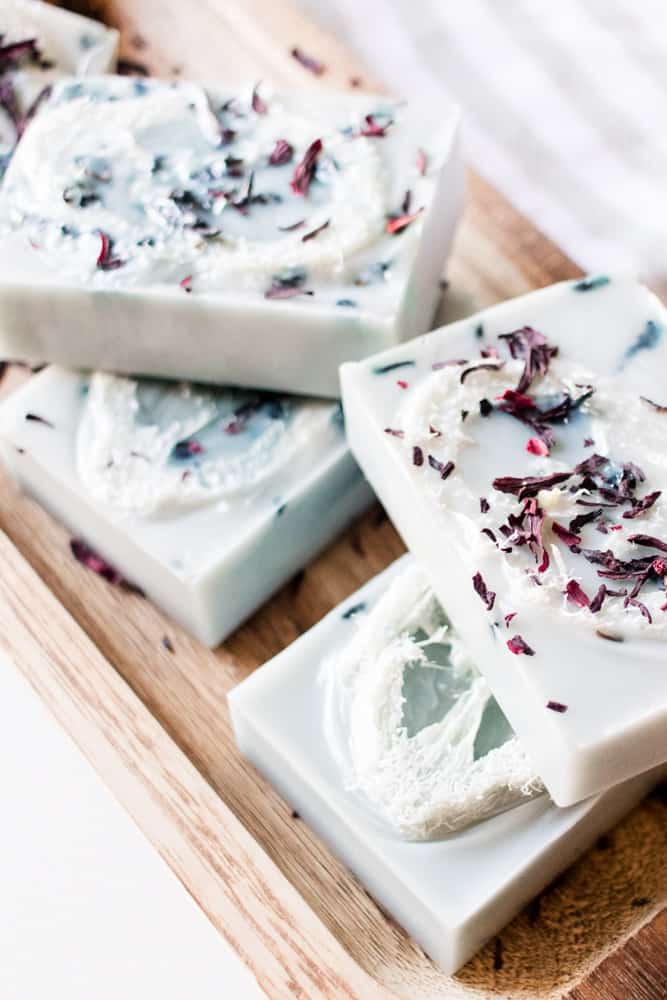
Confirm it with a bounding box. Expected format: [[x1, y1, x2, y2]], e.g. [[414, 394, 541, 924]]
[[300, 0, 667, 284]]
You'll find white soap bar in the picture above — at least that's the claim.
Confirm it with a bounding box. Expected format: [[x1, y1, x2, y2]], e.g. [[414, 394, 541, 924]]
[[0, 366, 373, 645], [229, 555, 662, 975], [341, 276, 667, 806], [0, 0, 118, 171], [0, 75, 462, 397]]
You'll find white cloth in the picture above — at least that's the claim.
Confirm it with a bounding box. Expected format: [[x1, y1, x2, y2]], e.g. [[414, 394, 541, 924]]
[[301, 0, 667, 284]]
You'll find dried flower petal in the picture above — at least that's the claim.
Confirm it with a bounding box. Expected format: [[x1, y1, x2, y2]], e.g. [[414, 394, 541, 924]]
[[623, 491, 661, 519], [360, 114, 392, 137], [460, 361, 504, 384], [552, 521, 582, 549], [251, 83, 268, 114], [640, 396, 667, 413], [25, 412, 53, 428], [628, 533, 667, 554], [70, 538, 143, 594], [472, 571, 496, 611], [507, 634, 534, 656], [290, 138, 322, 195], [301, 219, 330, 242], [385, 207, 423, 234], [268, 139, 294, 165], [290, 47, 325, 75], [564, 579, 590, 607], [427, 455, 454, 480], [96, 231, 124, 271], [493, 471, 572, 499], [526, 437, 550, 456]]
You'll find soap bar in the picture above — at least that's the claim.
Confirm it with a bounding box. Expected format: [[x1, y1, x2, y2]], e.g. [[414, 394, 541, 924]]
[[0, 0, 118, 173], [0, 75, 462, 397], [341, 276, 667, 806], [230, 556, 662, 974], [0, 366, 373, 645]]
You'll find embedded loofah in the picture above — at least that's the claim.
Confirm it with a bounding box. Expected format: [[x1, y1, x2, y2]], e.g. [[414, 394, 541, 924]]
[[323, 562, 543, 840]]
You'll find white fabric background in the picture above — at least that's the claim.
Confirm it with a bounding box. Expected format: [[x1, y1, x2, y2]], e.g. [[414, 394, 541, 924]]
[[299, 0, 667, 283]]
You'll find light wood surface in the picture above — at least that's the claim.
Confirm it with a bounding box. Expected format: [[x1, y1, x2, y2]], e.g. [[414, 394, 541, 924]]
[[1, 2, 664, 998]]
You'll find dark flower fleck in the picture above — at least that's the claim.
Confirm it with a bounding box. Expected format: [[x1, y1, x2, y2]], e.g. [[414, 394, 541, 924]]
[[472, 571, 496, 611], [427, 455, 454, 480], [290, 47, 325, 75], [385, 207, 423, 235], [268, 139, 294, 166], [507, 634, 534, 656], [290, 138, 322, 195], [70, 538, 143, 594]]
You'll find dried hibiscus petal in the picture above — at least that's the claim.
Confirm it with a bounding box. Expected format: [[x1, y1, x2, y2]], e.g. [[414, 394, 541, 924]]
[[472, 571, 496, 611], [385, 207, 423, 235], [507, 634, 534, 656], [552, 521, 582, 549], [290, 47, 325, 75], [493, 471, 572, 499], [268, 139, 294, 165], [251, 83, 268, 114], [25, 412, 53, 428], [628, 533, 667, 554], [623, 491, 661, 519], [564, 579, 590, 607], [301, 219, 330, 242], [290, 138, 322, 195], [70, 538, 143, 594], [427, 455, 454, 480], [460, 361, 504, 384], [526, 437, 550, 457], [96, 231, 124, 271], [360, 114, 392, 137]]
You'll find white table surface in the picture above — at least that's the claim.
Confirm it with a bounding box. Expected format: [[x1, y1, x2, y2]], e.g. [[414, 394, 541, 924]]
[[0, 653, 263, 1000]]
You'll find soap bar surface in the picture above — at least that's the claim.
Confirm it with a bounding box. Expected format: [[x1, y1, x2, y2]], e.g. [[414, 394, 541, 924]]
[[0, 367, 373, 645], [0, 76, 462, 396], [0, 0, 118, 173], [341, 277, 667, 806], [230, 556, 661, 974]]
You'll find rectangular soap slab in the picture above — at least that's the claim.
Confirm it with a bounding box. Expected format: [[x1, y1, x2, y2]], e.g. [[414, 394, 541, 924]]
[[0, 366, 373, 645], [0, 75, 463, 397], [229, 556, 661, 975], [0, 0, 118, 169], [341, 276, 667, 806]]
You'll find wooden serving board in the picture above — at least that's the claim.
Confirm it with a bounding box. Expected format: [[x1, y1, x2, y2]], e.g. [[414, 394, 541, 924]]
[[0, 2, 665, 997]]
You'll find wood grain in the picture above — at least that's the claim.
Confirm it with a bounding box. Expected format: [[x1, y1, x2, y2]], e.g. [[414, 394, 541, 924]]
[[0, 529, 390, 1000], [0, 2, 663, 998]]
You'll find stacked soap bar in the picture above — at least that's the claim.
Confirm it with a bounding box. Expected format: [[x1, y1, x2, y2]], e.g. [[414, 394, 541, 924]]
[[342, 275, 667, 805], [0, 74, 462, 396], [0, 0, 118, 173], [230, 555, 661, 974], [0, 367, 372, 645]]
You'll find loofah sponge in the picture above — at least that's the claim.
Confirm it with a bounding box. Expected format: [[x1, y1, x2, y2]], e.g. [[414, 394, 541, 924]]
[[323, 562, 544, 840]]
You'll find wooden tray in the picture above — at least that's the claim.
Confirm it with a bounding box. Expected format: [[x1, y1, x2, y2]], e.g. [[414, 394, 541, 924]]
[[0, 2, 665, 997]]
